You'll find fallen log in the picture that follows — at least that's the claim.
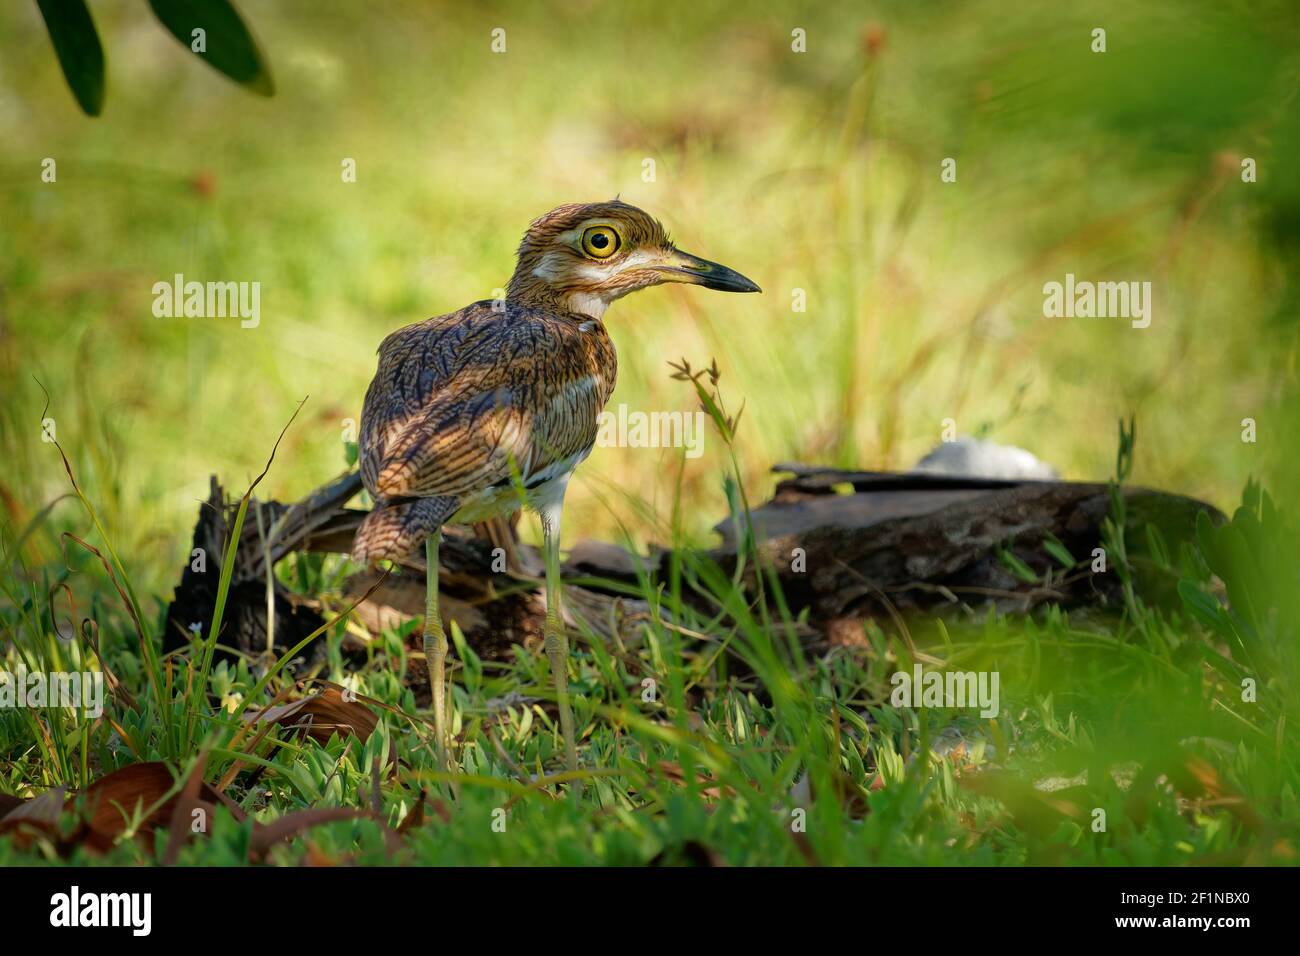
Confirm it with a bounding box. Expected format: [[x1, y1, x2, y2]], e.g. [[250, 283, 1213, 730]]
[[707, 465, 1222, 635], [163, 465, 1223, 668], [162, 475, 656, 678]]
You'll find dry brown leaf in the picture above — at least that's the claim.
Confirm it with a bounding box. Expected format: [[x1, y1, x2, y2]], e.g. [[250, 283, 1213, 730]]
[[244, 683, 378, 745], [74, 761, 245, 853], [0, 786, 67, 849], [162, 752, 210, 865], [5, 758, 419, 864]]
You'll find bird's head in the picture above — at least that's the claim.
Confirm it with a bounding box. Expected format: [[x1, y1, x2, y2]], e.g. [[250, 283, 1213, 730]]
[[505, 200, 760, 318]]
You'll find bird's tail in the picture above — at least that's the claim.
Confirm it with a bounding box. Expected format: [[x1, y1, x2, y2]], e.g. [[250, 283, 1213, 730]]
[[352, 496, 458, 564]]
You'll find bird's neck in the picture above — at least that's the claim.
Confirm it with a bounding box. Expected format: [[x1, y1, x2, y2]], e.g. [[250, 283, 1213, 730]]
[[506, 273, 610, 321], [558, 292, 609, 321]]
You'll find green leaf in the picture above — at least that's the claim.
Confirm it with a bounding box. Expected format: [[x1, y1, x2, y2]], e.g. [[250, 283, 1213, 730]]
[[1041, 533, 1076, 569], [147, 0, 274, 96], [449, 620, 481, 694], [1177, 579, 1225, 634], [36, 0, 106, 116], [1143, 522, 1170, 569], [1194, 508, 1219, 569], [834, 703, 871, 737], [998, 547, 1039, 584], [1217, 525, 1262, 636]]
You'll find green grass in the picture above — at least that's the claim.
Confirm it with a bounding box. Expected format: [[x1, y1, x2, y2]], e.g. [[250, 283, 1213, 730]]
[[1, 0, 1299, 865], [2, 388, 1297, 865]]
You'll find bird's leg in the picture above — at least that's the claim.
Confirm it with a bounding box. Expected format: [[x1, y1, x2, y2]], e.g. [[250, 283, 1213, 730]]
[[424, 531, 451, 775], [540, 492, 580, 789]]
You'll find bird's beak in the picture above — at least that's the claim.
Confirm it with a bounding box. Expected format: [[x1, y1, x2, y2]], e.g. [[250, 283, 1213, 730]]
[[653, 248, 761, 293]]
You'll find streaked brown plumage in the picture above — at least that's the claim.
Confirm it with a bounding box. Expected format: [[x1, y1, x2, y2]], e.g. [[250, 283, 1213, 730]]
[[351, 199, 759, 782], [353, 304, 616, 561], [352, 302, 617, 561]]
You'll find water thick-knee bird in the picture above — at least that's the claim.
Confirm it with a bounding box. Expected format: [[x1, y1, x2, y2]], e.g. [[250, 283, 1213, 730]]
[[351, 199, 760, 781]]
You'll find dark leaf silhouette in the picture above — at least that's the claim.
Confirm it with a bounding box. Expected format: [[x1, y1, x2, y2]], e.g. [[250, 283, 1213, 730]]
[[147, 0, 274, 95], [36, 0, 105, 116]]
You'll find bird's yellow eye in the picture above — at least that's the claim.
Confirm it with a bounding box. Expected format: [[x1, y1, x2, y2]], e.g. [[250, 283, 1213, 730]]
[[581, 225, 621, 259]]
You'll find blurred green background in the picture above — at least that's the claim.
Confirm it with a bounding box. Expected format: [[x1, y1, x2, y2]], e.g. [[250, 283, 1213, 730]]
[[1, 0, 1298, 593]]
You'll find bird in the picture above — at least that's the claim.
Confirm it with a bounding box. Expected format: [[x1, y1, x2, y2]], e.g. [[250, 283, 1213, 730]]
[[351, 199, 760, 784]]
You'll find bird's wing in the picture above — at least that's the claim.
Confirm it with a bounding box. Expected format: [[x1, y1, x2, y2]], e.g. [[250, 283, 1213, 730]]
[[359, 303, 609, 501]]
